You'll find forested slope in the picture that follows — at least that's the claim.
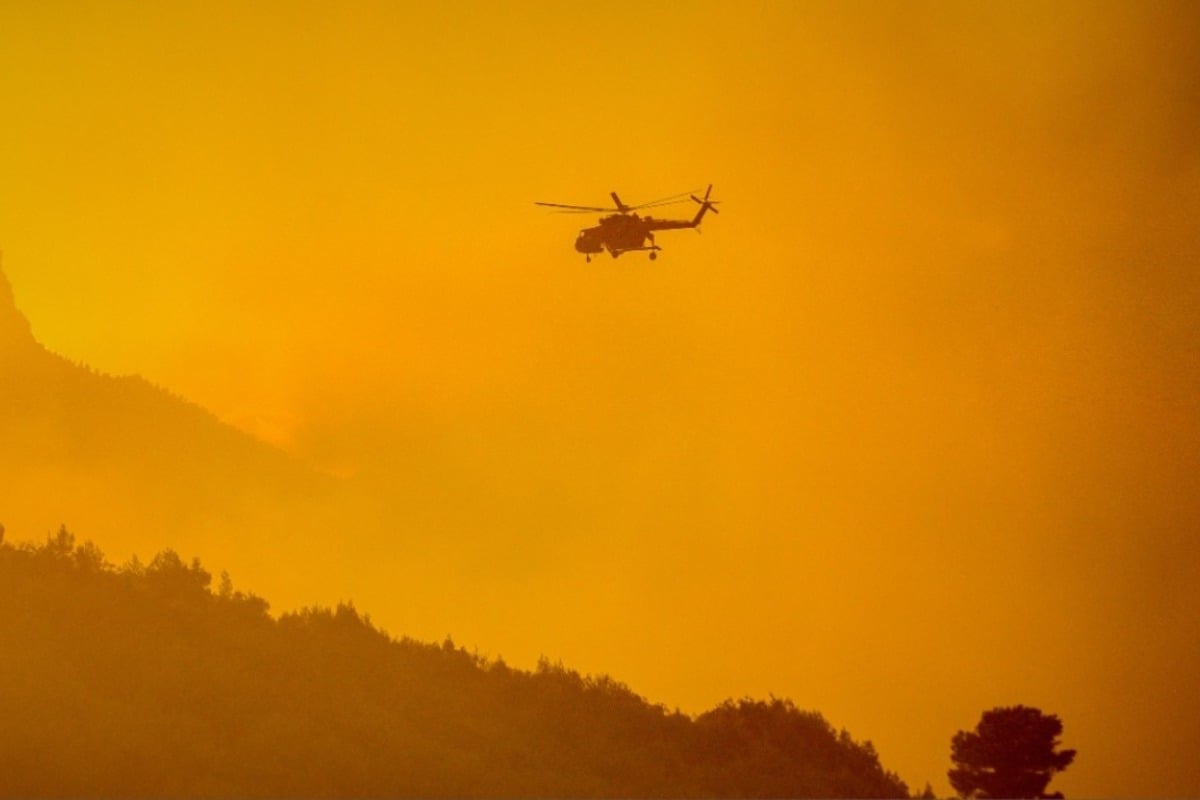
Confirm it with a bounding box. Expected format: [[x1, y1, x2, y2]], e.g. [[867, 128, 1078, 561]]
[[0, 530, 908, 798]]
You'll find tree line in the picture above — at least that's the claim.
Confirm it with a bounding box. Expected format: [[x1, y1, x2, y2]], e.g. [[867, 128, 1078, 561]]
[[0, 528, 908, 798]]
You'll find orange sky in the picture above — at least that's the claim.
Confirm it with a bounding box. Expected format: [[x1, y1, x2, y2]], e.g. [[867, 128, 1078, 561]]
[[3, 1, 1199, 795]]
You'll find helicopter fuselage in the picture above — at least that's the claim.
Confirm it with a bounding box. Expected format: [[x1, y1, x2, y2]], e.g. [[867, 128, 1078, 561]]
[[575, 214, 646, 255], [574, 212, 705, 258]]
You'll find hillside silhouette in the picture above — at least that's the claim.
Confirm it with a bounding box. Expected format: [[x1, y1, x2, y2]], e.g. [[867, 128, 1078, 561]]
[[0, 529, 909, 798]]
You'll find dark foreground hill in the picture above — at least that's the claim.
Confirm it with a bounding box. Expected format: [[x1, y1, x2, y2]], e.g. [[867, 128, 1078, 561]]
[[0, 530, 909, 798]]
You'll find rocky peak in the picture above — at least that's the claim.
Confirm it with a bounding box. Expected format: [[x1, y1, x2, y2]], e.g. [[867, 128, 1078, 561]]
[[0, 260, 36, 349]]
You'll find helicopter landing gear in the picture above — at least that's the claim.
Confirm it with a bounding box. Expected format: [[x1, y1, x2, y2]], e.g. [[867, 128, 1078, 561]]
[[649, 251, 657, 261], [586, 254, 591, 263]]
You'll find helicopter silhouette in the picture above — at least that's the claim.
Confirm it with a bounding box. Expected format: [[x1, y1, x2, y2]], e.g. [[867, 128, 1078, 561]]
[[536, 185, 719, 261]]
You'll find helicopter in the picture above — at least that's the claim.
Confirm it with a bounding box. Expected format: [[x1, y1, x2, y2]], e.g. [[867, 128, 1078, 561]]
[[536, 185, 719, 261]]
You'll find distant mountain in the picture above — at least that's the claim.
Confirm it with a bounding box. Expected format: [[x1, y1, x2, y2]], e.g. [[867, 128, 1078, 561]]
[[0, 265, 339, 593], [0, 531, 911, 798]]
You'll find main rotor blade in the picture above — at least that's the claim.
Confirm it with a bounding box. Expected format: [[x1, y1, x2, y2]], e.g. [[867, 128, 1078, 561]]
[[535, 201, 615, 212], [633, 197, 694, 212], [627, 190, 701, 211], [536, 188, 705, 214]]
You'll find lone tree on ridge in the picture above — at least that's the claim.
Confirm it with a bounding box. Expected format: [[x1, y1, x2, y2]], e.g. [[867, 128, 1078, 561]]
[[949, 705, 1076, 798]]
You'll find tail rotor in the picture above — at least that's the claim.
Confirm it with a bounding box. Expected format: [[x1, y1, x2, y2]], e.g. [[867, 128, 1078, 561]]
[[690, 184, 720, 214], [688, 184, 720, 228]]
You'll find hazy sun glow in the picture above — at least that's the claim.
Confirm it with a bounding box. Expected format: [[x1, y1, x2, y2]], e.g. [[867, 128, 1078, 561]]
[[2, 1, 1198, 796]]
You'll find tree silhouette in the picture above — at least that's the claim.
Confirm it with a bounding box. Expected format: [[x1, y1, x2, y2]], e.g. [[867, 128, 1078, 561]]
[[949, 705, 1076, 798]]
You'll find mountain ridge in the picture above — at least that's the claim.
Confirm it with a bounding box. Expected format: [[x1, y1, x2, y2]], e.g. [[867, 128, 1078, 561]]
[[0, 261, 295, 450]]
